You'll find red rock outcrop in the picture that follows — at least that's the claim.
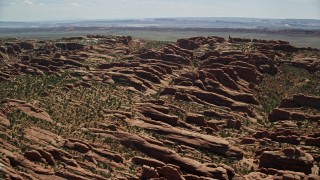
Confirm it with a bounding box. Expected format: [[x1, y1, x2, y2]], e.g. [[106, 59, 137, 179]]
[[1, 35, 319, 179], [259, 148, 314, 174]]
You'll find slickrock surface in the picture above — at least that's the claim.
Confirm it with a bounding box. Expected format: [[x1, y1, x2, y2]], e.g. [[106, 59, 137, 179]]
[[0, 35, 319, 179]]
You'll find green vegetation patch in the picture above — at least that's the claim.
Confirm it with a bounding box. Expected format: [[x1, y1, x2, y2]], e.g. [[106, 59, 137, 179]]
[[256, 64, 320, 113]]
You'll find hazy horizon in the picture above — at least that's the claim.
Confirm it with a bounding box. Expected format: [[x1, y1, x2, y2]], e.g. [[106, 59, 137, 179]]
[[1, 16, 320, 23], [0, 0, 320, 21]]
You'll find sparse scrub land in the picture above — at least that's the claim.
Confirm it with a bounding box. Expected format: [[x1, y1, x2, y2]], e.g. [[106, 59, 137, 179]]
[[256, 65, 320, 114]]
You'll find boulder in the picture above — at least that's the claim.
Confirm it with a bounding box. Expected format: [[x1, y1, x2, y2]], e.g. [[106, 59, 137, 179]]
[[18, 42, 34, 50], [186, 113, 207, 127], [132, 156, 166, 168], [56, 42, 85, 51], [141, 166, 160, 179], [24, 150, 46, 163], [157, 165, 184, 180], [0, 46, 7, 53], [241, 138, 256, 144], [6, 46, 15, 55], [259, 148, 314, 174], [177, 39, 200, 50]]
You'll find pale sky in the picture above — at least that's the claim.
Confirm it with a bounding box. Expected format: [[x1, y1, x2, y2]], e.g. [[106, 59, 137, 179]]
[[0, 0, 319, 21]]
